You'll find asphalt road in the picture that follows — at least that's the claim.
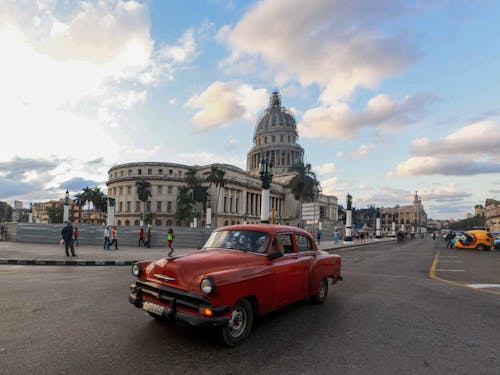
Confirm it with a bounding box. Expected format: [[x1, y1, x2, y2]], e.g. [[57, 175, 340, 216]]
[[1, 238, 499, 375]]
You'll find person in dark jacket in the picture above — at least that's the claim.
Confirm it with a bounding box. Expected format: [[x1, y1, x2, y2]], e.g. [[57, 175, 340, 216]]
[[61, 222, 76, 256]]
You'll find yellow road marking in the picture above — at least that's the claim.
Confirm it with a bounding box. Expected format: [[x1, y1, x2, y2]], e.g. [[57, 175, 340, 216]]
[[429, 251, 500, 296]]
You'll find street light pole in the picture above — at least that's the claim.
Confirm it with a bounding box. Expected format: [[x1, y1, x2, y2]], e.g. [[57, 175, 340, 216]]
[[345, 193, 353, 242], [259, 159, 273, 224], [63, 190, 70, 223]]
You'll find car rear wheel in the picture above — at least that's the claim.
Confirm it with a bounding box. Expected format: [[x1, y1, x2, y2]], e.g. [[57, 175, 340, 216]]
[[476, 243, 489, 251], [310, 277, 328, 304], [220, 299, 253, 347]]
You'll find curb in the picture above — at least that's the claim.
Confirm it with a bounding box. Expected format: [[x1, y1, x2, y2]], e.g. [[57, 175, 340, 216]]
[[0, 258, 136, 266]]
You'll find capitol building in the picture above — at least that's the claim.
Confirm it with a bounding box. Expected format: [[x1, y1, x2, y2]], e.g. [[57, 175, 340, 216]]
[[106, 91, 339, 229]]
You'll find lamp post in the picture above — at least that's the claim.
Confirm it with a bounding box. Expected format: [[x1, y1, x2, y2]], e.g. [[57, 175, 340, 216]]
[[206, 193, 212, 228], [344, 193, 353, 242], [63, 190, 70, 223], [375, 208, 382, 239], [107, 197, 115, 226], [259, 159, 274, 224]]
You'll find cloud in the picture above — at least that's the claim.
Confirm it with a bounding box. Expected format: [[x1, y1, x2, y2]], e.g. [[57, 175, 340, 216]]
[[218, 0, 416, 102], [389, 117, 500, 176], [314, 163, 336, 175], [185, 82, 268, 131], [351, 144, 374, 159], [0, 1, 197, 162], [0, 157, 62, 181], [298, 93, 433, 140], [57, 177, 105, 192]]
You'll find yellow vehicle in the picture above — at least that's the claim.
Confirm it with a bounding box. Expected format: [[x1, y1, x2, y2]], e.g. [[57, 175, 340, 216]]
[[455, 230, 494, 251]]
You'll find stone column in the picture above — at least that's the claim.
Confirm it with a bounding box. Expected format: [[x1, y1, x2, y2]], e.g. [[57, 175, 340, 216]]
[[375, 209, 382, 239], [344, 194, 353, 242], [107, 197, 115, 226]]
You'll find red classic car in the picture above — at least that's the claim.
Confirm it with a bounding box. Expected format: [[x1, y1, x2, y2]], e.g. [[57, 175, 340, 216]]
[[129, 224, 342, 346]]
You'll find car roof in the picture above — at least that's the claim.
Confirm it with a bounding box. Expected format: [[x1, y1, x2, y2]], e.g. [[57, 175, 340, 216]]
[[215, 224, 312, 236]]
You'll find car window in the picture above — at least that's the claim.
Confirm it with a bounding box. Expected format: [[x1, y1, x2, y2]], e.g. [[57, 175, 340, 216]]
[[203, 230, 270, 254], [297, 234, 314, 252], [276, 234, 293, 254]]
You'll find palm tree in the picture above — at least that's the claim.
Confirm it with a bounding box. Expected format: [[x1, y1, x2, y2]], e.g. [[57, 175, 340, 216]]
[[136, 179, 152, 226], [288, 161, 321, 225], [82, 186, 94, 223], [204, 165, 225, 227], [73, 192, 86, 224], [175, 186, 193, 226]]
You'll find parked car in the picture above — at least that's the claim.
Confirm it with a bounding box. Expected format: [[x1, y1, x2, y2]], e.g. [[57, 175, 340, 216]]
[[492, 232, 500, 250], [455, 229, 494, 251], [128, 224, 342, 346]]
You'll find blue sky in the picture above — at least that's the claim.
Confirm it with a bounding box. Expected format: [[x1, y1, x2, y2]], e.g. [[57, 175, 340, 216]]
[[1, 0, 499, 220]]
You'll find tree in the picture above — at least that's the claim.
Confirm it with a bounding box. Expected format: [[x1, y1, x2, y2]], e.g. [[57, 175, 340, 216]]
[[136, 179, 152, 226], [0, 201, 13, 222], [287, 161, 321, 223], [73, 192, 86, 223], [46, 205, 63, 223], [82, 186, 94, 223], [143, 212, 156, 225], [204, 165, 226, 227], [174, 186, 193, 225]]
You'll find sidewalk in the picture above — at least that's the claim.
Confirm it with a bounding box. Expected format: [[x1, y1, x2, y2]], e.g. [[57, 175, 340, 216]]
[[0, 238, 395, 266]]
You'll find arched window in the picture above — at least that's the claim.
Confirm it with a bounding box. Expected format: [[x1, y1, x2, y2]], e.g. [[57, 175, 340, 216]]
[[125, 220, 130, 226], [117, 220, 122, 226], [134, 220, 140, 226]]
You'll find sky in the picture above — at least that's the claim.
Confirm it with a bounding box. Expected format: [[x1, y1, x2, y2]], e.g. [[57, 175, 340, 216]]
[[1, 0, 499, 220]]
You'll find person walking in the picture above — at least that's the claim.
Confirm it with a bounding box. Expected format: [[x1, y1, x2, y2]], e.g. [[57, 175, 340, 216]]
[[73, 227, 79, 247], [103, 226, 111, 250], [61, 222, 76, 256], [316, 229, 321, 245], [146, 225, 152, 248], [138, 228, 146, 247], [333, 231, 339, 246], [109, 226, 118, 249], [167, 228, 174, 256]]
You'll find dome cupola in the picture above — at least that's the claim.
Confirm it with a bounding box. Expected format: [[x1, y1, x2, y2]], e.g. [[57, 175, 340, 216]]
[[247, 91, 304, 176]]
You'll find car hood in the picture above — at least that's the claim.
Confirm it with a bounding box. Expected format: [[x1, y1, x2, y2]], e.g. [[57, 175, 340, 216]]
[[145, 249, 267, 291]]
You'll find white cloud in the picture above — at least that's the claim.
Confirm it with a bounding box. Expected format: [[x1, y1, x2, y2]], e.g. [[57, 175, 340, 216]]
[[351, 144, 374, 159], [298, 94, 432, 140], [388, 117, 500, 176], [314, 163, 336, 175], [0, 1, 197, 165], [218, 0, 415, 102], [185, 81, 268, 131]]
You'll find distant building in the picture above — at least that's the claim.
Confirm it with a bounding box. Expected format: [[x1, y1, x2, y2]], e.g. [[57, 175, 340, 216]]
[[474, 204, 485, 217], [380, 192, 428, 233], [32, 200, 91, 224], [106, 91, 339, 229], [484, 198, 500, 232]]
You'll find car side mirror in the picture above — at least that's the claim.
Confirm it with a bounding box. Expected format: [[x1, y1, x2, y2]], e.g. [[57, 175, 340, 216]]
[[268, 251, 283, 261]]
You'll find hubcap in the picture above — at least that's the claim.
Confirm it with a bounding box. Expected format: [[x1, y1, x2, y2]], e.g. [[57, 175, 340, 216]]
[[319, 280, 326, 299], [228, 307, 247, 338]]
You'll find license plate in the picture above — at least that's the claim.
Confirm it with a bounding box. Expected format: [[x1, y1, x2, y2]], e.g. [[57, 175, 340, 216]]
[[143, 301, 165, 316]]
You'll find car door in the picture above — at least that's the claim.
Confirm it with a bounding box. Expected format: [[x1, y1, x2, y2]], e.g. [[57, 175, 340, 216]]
[[270, 233, 305, 308], [295, 233, 316, 295]]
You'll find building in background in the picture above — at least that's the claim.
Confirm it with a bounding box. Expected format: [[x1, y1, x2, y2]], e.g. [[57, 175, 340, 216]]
[[484, 199, 500, 232], [107, 91, 339, 229], [380, 192, 428, 233]]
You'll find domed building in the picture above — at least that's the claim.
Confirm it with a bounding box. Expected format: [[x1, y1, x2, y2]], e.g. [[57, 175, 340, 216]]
[[106, 91, 339, 230], [247, 91, 304, 176]]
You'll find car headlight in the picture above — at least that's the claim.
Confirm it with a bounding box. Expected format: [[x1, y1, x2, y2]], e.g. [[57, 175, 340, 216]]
[[132, 263, 141, 277], [200, 277, 215, 294]]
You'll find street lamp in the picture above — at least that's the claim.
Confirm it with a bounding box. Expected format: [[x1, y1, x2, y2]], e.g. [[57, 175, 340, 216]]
[[345, 193, 353, 242], [259, 159, 274, 224], [63, 189, 70, 223]]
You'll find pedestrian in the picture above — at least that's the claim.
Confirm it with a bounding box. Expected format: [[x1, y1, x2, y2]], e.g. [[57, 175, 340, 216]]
[[167, 227, 174, 256], [61, 222, 76, 256], [333, 231, 339, 246], [138, 228, 146, 247], [109, 226, 118, 249], [73, 227, 79, 247], [103, 226, 111, 250], [146, 225, 152, 248], [316, 229, 321, 245], [432, 232, 436, 240]]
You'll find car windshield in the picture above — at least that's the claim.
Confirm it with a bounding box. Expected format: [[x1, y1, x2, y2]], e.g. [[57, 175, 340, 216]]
[[203, 230, 270, 253]]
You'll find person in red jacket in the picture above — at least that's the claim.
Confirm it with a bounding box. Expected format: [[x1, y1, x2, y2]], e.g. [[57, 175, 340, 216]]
[[138, 228, 146, 247]]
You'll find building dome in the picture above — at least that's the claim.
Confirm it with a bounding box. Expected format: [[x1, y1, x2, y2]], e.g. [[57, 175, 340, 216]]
[[247, 91, 304, 176], [254, 91, 298, 138]]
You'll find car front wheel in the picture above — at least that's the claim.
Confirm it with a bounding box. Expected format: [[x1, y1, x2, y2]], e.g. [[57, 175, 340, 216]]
[[220, 299, 253, 347], [476, 243, 489, 251], [310, 277, 328, 304]]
